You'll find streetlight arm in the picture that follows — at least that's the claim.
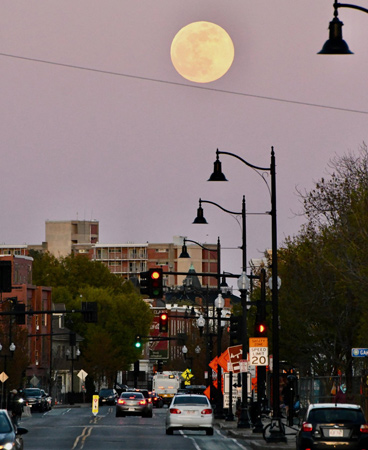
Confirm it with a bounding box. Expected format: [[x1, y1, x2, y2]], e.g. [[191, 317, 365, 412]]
[[183, 238, 219, 253], [216, 149, 270, 172], [200, 199, 241, 216], [336, 3, 368, 14]]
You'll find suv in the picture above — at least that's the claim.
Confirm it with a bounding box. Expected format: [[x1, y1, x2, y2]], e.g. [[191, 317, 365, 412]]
[[296, 403, 368, 450], [99, 388, 118, 405], [21, 388, 48, 412]]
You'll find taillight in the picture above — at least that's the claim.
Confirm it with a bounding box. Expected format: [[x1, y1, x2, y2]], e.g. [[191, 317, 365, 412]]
[[148, 398, 152, 403], [360, 424, 368, 433], [201, 408, 212, 415], [170, 408, 181, 414], [302, 422, 313, 432], [139, 400, 147, 405], [118, 399, 126, 405]]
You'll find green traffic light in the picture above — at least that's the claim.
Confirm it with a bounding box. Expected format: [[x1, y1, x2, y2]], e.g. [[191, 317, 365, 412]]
[[135, 334, 142, 348]]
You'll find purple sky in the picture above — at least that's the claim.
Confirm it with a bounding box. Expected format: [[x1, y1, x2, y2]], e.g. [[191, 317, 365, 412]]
[[1, 1, 368, 288]]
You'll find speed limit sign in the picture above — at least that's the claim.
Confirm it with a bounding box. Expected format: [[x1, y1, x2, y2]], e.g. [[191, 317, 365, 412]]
[[249, 338, 268, 366]]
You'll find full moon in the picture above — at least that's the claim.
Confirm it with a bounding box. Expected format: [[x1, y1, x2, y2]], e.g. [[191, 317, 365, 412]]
[[170, 21, 235, 83]]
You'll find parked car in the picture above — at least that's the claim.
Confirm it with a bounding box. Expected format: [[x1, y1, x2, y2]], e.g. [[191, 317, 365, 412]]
[[166, 394, 214, 435], [116, 391, 151, 418], [0, 409, 27, 449], [20, 388, 48, 412], [98, 388, 118, 406], [296, 403, 368, 450]]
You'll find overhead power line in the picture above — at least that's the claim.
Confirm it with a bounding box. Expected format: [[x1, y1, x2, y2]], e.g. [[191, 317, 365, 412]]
[[1, 52, 367, 115]]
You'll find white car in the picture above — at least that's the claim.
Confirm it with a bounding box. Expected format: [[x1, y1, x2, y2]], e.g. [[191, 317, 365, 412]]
[[165, 394, 214, 435]]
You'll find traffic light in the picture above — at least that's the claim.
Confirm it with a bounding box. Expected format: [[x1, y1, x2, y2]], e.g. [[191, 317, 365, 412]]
[[229, 315, 242, 346], [255, 321, 267, 337], [14, 303, 25, 325], [157, 360, 163, 372], [148, 268, 163, 298], [139, 271, 150, 296], [81, 302, 98, 323], [134, 335, 142, 348], [159, 312, 168, 333], [69, 331, 77, 346], [0, 261, 12, 293]]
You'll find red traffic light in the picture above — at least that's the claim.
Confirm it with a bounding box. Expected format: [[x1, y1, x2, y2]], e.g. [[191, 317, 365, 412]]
[[148, 268, 163, 298], [159, 312, 168, 333], [256, 322, 267, 336]]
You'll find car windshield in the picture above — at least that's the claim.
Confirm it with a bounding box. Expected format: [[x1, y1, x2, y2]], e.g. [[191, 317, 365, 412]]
[[121, 393, 143, 399], [99, 389, 113, 395], [0, 414, 12, 433], [24, 389, 41, 397], [173, 396, 209, 405], [309, 408, 364, 424]]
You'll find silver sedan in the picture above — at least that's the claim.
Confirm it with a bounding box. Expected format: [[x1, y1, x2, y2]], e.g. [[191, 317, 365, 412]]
[[116, 392, 151, 417], [165, 394, 214, 435]]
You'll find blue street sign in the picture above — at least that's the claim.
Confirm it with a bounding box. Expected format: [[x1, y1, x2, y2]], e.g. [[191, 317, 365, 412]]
[[352, 348, 368, 357]]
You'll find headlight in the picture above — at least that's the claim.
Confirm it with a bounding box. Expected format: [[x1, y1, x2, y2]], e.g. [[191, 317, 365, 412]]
[[0, 443, 15, 449]]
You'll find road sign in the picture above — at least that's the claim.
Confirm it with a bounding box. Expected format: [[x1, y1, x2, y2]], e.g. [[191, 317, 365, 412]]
[[228, 345, 243, 373], [77, 369, 88, 381], [239, 360, 248, 373], [249, 337, 268, 366], [0, 373, 8, 383], [352, 348, 368, 357], [181, 369, 194, 382]]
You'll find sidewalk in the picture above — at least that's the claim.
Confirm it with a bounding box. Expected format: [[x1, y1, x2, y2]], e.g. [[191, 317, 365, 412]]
[[215, 418, 297, 450]]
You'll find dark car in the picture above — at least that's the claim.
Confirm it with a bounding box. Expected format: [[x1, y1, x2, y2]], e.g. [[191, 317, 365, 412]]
[[149, 391, 163, 408], [21, 388, 48, 412], [0, 409, 27, 449], [116, 392, 151, 417], [296, 403, 368, 450], [98, 388, 118, 406], [40, 389, 52, 411]]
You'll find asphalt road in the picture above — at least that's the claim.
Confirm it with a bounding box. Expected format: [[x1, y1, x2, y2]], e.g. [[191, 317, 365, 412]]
[[20, 405, 252, 450]]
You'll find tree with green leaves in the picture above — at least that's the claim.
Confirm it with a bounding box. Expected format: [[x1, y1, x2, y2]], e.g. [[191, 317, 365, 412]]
[[31, 252, 153, 388], [278, 144, 368, 385]]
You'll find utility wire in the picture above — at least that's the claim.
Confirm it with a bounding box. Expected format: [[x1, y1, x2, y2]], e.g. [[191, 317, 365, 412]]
[[1, 52, 367, 115]]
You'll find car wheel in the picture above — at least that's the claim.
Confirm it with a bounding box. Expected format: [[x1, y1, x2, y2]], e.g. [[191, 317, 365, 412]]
[[116, 410, 121, 417], [166, 428, 173, 435], [147, 411, 153, 418], [206, 428, 214, 436]]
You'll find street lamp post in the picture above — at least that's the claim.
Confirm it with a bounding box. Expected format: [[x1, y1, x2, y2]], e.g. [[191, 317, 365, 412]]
[[0, 343, 15, 409], [180, 236, 223, 406], [208, 147, 285, 440], [319, 0, 368, 54], [193, 196, 252, 427], [214, 293, 225, 419], [66, 346, 80, 405]]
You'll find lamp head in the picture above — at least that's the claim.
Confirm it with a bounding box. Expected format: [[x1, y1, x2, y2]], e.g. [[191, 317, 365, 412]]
[[318, 17, 353, 54], [193, 200, 208, 224], [215, 293, 225, 309], [179, 242, 190, 258], [208, 150, 228, 181]]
